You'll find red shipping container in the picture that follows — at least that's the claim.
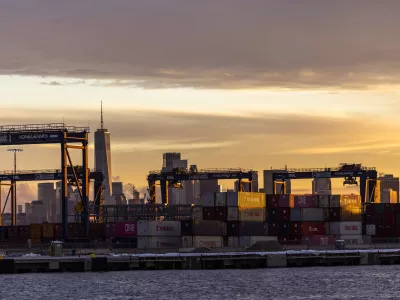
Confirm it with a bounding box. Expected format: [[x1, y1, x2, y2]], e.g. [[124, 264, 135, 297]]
[[278, 195, 293, 208], [54, 224, 62, 239], [266, 195, 279, 208], [302, 235, 335, 246], [293, 195, 318, 208], [279, 208, 291, 222], [384, 213, 396, 226], [395, 225, 400, 237], [375, 225, 387, 237], [301, 222, 326, 236], [291, 222, 301, 235], [115, 222, 137, 237], [394, 204, 400, 214]]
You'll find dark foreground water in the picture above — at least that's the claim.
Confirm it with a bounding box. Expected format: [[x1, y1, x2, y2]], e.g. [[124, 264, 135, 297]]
[[0, 265, 399, 299]]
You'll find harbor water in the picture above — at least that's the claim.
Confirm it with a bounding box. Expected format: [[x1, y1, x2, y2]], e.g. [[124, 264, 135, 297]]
[[0, 265, 399, 299]]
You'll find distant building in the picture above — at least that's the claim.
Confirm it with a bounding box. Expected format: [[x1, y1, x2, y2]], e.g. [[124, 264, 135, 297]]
[[38, 182, 56, 222], [378, 174, 399, 203], [95, 102, 113, 204], [263, 170, 292, 194]]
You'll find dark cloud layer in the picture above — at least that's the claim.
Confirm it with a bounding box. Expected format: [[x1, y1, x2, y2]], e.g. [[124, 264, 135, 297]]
[[1, 0, 400, 89]]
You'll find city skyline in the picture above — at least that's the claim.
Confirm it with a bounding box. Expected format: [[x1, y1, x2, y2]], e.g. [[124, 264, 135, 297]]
[[1, 1, 400, 203]]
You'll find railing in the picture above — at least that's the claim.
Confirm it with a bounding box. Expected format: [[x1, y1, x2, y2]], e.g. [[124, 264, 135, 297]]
[[283, 166, 376, 172], [0, 123, 90, 133], [0, 168, 101, 175]]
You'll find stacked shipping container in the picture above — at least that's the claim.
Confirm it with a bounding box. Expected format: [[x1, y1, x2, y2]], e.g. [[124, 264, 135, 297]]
[[364, 203, 398, 243]]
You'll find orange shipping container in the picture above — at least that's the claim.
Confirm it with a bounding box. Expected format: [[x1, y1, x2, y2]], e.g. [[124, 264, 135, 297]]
[[29, 224, 42, 239]]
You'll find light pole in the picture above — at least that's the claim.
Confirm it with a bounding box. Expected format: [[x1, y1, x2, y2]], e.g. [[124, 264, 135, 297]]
[[7, 148, 23, 226]]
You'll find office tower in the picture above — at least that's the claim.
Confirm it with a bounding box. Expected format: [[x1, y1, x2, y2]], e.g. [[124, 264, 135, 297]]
[[312, 178, 332, 195], [17, 205, 22, 214], [263, 170, 292, 194], [378, 174, 399, 203], [95, 101, 113, 204], [163, 152, 181, 171], [38, 182, 56, 222]]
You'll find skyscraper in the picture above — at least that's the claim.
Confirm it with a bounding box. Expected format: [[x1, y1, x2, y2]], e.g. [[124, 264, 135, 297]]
[[95, 101, 113, 204]]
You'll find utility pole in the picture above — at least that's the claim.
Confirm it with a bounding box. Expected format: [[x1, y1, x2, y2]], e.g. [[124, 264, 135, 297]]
[[7, 148, 23, 226]]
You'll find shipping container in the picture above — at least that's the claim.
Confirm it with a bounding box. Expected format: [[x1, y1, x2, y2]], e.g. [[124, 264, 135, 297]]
[[227, 192, 266, 208], [54, 224, 62, 240], [278, 236, 302, 245], [290, 208, 302, 222], [301, 222, 326, 236], [366, 224, 376, 236], [215, 207, 228, 221], [238, 222, 267, 236], [279, 222, 291, 236], [302, 235, 335, 246], [137, 221, 181, 237], [293, 195, 319, 208], [138, 236, 181, 249], [279, 208, 290, 222], [42, 224, 54, 239], [267, 208, 280, 222], [215, 192, 227, 206], [340, 195, 361, 207], [278, 195, 293, 208], [192, 206, 203, 221], [266, 195, 279, 208], [181, 236, 193, 248], [203, 207, 216, 220], [89, 223, 105, 239], [105, 223, 116, 238], [227, 221, 240, 236], [291, 222, 301, 235], [115, 222, 137, 237], [30, 224, 42, 240], [201, 192, 215, 207], [329, 221, 362, 235], [267, 222, 279, 236], [228, 236, 240, 247], [181, 220, 194, 236], [193, 236, 223, 248], [337, 235, 364, 245], [301, 208, 324, 222], [193, 220, 227, 236], [239, 207, 266, 222], [227, 207, 239, 221], [329, 195, 341, 208], [239, 236, 278, 247], [112, 237, 138, 249], [319, 195, 330, 208], [67, 223, 85, 238]]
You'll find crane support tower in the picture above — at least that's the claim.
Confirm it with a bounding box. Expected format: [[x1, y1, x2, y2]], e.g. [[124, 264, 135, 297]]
[[272, 163, 377, 203], [147, 168, 256, 204], [0, 123, 103, 240]]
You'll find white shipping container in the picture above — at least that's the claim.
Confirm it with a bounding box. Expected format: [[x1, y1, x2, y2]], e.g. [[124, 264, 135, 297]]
[[138, 237, 181, 249], [181, 236, 194, 248], [137, 220, 181, 237], [227, 207, 239, 221], [239, 208, 266, 222], [193, 236, 223, 248], [329, 222, 362, 235], [337, 235, 364, 245], [228, 236, 240, 247], [366, 224, 376, 236], [239, 236, 278, 247], [215, 192, 227, 206], [201, 192, 215, 207]]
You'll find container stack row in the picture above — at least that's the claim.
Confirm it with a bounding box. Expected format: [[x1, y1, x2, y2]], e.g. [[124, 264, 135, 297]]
[[364, 203, 400, 242]]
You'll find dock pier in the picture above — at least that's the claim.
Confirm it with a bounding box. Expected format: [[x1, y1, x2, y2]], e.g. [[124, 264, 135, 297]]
[[1, 249, 400, 274]]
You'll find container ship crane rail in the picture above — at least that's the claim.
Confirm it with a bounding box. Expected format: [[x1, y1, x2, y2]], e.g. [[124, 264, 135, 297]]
[[272, 163, 378, 202], [0, 123, 104, 240], [147, 168, 256, 204]]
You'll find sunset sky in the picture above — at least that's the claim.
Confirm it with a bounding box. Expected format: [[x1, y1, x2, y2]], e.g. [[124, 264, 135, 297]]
[[1, 1, 400, 203]]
